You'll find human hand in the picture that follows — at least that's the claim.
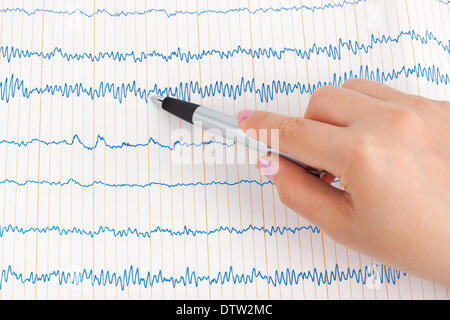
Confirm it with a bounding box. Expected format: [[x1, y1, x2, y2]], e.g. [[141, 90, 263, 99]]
[[237, 79, 450, 287]]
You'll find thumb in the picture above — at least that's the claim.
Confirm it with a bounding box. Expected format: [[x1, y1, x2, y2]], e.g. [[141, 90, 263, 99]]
[[256, 155, 354, 241]]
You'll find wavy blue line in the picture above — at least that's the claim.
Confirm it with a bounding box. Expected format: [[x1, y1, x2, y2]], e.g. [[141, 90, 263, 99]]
[[1, 0, 448, 18], [1, 64, 447, 152], [0, 264, 407, 290], [0, 223, 320, 239], [0, 64, 447, 105], [1, 30, 447, 64], [0, 65, 447, 151], [0, 0, 372, 19], [0, 0, 445, 294], [0, 177, 273, 189], [0, 133, 235, 151]]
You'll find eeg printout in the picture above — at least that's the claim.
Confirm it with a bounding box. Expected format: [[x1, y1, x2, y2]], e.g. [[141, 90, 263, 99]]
[[0, 0, 448, 299]]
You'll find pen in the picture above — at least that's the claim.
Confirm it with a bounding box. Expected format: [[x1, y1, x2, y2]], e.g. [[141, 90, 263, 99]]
[[151, 95, 325, 178]]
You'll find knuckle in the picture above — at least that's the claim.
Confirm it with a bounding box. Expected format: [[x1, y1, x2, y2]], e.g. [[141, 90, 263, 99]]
[[346, 134, 379, 168], [309, 85, 333, 106], [388, 107, 423, 130], [306, 85, 339, 119]]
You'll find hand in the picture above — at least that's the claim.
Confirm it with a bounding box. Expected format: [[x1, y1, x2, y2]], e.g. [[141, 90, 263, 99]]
[[237, 79, 450, 287]]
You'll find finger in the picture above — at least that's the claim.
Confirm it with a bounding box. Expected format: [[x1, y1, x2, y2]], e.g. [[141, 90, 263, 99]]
[[238, 110, 346, 175], [305, 85, 387, 126], [342, 78, 409, 101], [256, 155, 353, 238]]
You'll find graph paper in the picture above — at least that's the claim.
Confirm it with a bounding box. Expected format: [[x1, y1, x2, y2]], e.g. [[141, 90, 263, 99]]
[[0, 0, 448, 299]]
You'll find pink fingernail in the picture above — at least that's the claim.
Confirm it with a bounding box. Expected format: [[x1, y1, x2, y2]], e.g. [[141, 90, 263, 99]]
[[237, 110, 254, 122], [256, 158, 275, 180]]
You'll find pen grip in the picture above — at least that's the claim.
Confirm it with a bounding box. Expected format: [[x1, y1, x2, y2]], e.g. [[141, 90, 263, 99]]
[[162, 97, 200, 123]]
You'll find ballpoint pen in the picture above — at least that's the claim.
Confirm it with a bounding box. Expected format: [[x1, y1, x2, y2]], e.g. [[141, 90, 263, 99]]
[[151, 95, 326, 178]]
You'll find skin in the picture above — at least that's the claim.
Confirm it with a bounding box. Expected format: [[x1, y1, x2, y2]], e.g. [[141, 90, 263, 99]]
[[237, 79, 450, 287]]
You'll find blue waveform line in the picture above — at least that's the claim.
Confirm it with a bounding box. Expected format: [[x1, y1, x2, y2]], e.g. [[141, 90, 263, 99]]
[[1, 0, 448, 19], [0, 133, 234, 151], [0, 223, 320, 239], [0, 2, 445, 296], [0, 0, 371, 19], [1, 30, 447, 64], [0, 65, 446, 153], [0, 64, 447, 105], [0, 264, 407, 290], [2, 0, 447, 19], [0, 177, 273, 189], [0, 60, 447, 152]]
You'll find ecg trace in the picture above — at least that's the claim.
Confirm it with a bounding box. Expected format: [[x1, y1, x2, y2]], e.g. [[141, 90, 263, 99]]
[[0, 0, 448, 300]]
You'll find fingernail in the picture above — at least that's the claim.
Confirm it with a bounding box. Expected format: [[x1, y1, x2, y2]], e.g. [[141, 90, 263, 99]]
[[237, 110, 254, 122], [256, 157, 275, 180]]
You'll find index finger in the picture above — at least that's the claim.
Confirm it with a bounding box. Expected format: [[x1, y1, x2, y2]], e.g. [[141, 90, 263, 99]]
[[238, 110, 347, 176]]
